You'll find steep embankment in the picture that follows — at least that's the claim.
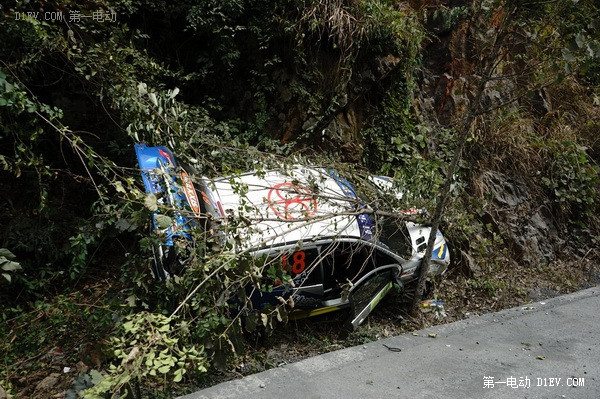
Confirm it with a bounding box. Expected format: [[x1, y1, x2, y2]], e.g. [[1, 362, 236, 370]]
[[0, 1, 598, 397]]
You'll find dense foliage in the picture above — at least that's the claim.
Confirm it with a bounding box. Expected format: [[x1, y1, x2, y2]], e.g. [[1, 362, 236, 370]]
[[1, 0, 598, 397]]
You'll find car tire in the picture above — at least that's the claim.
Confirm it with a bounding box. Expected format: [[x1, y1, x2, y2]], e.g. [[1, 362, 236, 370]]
[[401, 280, 434, 303]]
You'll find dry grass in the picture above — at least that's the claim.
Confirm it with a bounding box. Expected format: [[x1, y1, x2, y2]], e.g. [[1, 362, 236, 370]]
[[467, 77, 599, 222], [543, 78, 600, 158], [301, 0, 366, 60]]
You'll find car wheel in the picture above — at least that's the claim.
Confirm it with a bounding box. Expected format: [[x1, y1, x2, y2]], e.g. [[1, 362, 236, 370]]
[[401, 280, 434, 303]]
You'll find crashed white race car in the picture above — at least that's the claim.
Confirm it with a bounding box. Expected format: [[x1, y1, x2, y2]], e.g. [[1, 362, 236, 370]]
[[135, 144, 450, 330]]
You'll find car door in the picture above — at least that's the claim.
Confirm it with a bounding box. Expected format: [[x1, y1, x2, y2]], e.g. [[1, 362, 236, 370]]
[[345, 264, 403, 331]]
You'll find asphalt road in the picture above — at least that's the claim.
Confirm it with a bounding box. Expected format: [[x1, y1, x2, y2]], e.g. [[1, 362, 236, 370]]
[[180, 285, 599, 399]]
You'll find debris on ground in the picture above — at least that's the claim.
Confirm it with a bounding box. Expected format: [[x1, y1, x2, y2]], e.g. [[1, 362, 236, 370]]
[[420, 299, 447, 319]]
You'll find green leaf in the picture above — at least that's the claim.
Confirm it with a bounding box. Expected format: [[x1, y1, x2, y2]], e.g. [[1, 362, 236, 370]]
[[173, 368, 184, 382], [562, 48, 576, 63], [154, 214, 172, 229], [169, 87, 180, 99], [158, 365, 171, 373], [89, 369, 104, 385], [114, 181, 126, 194], [0, 248, 16, 259], [148, 92, 158, 107], [138, 82, 147, 96], [245, 312, 257, 332], [1, 260, 22, 272], [2, 273, 11, 283], [144, 194, 158, 211], [125, 295, 137, 307], [575, 32, 586, 49], [115, 218, 136, 232]]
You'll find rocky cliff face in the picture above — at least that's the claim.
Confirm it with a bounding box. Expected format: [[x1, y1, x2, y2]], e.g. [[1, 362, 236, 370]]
[[310, 1, 599, 271], [476, 171, 563, 266]]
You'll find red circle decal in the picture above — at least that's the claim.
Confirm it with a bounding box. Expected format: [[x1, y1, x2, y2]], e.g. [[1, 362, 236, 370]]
[[267, 182, 317, 220]]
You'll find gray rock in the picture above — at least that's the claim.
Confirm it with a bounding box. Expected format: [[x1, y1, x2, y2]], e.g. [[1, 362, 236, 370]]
[[459, 249, 482, 277], [481, 171, 528, 207], [301, 117, 317, 131], [35, 373, 60, 391], [475, 172, 566, 265], [531, 212, 548, 232]]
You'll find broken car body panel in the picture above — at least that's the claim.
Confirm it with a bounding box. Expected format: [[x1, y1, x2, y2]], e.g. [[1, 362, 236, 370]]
[[135, 144, 451, 329]]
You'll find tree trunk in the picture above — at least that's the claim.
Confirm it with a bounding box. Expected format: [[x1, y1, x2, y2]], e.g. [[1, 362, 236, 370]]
[[410, 6, 517, 312]]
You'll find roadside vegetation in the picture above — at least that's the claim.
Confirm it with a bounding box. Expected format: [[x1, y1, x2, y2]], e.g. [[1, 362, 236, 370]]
[[1, 0, 598, 397]]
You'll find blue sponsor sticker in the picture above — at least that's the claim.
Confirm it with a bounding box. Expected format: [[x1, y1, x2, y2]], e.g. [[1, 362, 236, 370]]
[[326, 169, 373, 239], [431, 243, 447, 260]]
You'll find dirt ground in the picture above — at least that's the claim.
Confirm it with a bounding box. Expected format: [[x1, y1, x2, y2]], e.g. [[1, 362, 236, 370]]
[[3, 255, 599, 398]]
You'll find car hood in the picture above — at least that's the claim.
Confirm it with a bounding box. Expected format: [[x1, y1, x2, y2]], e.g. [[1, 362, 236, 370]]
[[202, 166, 367, 250]]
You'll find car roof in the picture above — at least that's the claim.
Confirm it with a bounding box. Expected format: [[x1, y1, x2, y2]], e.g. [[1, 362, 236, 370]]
[[201, 166, 366, 250]]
